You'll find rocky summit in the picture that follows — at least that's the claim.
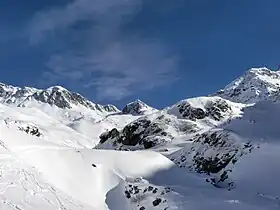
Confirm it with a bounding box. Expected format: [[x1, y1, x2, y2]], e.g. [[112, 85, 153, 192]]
[[121, 99, 157, 115], [213, 67, 280, 103]]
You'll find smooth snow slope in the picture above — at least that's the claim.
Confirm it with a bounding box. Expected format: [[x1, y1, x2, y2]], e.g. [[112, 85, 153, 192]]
[[0, 148, 93, 210], [0, 120, 176, 209], [225, 100, 280, 203]]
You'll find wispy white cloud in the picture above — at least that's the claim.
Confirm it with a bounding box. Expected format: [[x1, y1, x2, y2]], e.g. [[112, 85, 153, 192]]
[[27, 0, 141, 44], [45, 39, 178, 100], [28, 0, 179, 100]]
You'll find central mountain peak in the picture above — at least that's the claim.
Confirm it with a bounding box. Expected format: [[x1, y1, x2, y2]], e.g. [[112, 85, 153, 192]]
[[122, 99, 157, 115]]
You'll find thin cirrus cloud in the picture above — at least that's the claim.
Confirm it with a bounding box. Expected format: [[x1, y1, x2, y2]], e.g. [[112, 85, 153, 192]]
[[27, 0, 179, 100]]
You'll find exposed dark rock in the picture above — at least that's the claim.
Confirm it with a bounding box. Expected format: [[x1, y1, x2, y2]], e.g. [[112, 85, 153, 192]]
[[152, 198, 162, 206], [177, 99, 232, 121], [178, 103, 206, 120], [148, 186, 153, 191], [33, 88, 72, 109], [19, 125, 42, 137], [125, 190, 131, 199], [103, 104, 119, 112], [99, 128, 120, 144], [122, 99, 153, 115], [170, 129, 255, 186], [143, 141, 156, 149], [98, 116, 170, 148]]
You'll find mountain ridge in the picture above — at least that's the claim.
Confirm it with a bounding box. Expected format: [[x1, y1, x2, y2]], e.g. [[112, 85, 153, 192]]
[[2, 67, 280, 111], [0, 82, 120, 113]]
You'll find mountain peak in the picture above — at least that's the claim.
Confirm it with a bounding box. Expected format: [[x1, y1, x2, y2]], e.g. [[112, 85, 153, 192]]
[[127, 99, 146, 106], [46, 85, 68, 92], [213, 67, 280, 103], [122, 99, 157, 115]]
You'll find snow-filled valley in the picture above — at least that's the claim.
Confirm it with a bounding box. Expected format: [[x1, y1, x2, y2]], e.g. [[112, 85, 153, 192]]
[[0, 67, 280, 209]]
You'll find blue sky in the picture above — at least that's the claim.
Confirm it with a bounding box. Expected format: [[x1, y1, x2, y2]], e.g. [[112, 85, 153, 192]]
[[1, 0, 280, 108]]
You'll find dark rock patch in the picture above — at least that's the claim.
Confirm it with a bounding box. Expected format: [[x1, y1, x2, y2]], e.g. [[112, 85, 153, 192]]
[[152, 198, 162, 206]]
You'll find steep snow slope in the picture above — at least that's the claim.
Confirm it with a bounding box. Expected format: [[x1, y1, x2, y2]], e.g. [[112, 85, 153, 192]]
[[214, 67, 280, 103], [221, 101, 280, 205]]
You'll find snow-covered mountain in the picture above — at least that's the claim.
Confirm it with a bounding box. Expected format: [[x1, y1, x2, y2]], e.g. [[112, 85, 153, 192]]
[[1, 67, 280, 210], [213, 67, 280, 103], [96, 96, 244, 151]]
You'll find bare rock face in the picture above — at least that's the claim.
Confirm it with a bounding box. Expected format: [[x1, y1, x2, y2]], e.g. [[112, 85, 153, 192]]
[[32, 87, 73, 109], [173, 97, 233, 122], [98, 117, 167, 149], [99, 128, 120, 144]]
